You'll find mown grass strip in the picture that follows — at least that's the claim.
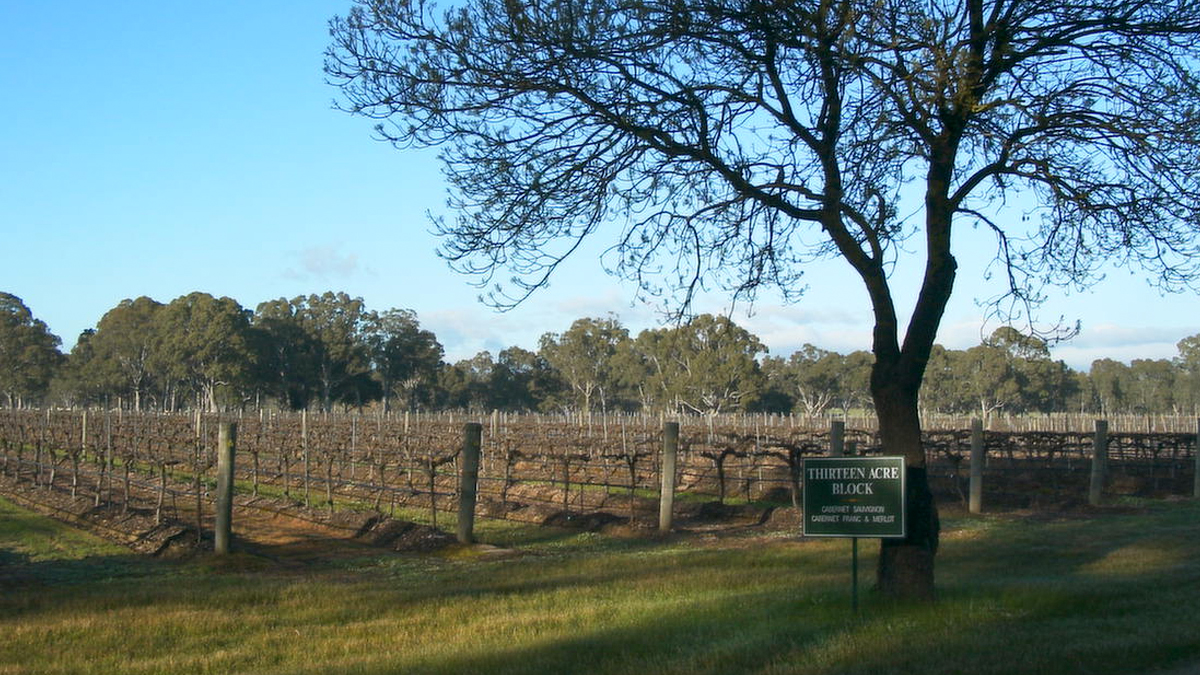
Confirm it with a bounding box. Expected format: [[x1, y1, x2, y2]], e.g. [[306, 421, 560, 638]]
[[1, 496, 1198, 675]]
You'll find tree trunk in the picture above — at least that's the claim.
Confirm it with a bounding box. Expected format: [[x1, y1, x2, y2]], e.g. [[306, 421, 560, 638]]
[[852, 141, 957, 600], [874, 378, 939, 600], [205, 382, 219, 413]]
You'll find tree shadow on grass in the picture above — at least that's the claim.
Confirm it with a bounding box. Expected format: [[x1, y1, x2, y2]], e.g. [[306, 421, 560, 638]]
[[937, 500, 1200, 585], [4, 499, 1200, 675], [379, 502, 1200, 675], [0, 547, 163, 592]]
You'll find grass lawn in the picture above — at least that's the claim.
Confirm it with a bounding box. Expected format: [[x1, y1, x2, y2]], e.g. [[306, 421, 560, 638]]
[[2, 495, 1198, 675]]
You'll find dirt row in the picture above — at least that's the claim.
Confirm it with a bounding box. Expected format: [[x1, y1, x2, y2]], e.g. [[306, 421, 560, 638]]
[[0, 458, 798, 570], [0, 472, 459, 563]]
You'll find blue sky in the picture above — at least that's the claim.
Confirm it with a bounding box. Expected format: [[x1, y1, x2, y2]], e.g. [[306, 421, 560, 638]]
[[3, 1, 1197, 371]]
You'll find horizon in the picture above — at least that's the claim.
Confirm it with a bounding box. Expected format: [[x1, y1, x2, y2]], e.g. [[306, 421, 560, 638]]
[[8, 285, 1197, 375]]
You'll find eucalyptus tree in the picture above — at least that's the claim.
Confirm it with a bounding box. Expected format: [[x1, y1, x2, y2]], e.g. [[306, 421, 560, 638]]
[[152, 293, 257, 412], [798, 345, 873, 416], [1089, 358, 1129, 416], [254, 299, 323, 410], [0, 292, 63, 408], [952, 327, 1049, 416], [329, 0, 1200, 597], [626, 314, 767, 414], [923, 328, 1071, 415], [756, 356, 798, 413], [777, 345, 841, 416], [1067, 369, 1096, 415], [1016, 354, 1075, 414], [258, 292, 375, 411], [983, 327, 1073, 413], [957, 343, 1024, 417], [762, 344, 873, 416], [450, 351, 499, 411], [985, 326, 1049, 361], [538, 316, 629, 414], [492, 346, 563, 411], [85, 296, 163, 411], [51, 329, 100, 407], [432, 359, 472, 409], [366, 308, 444, 412], [1176, 334, 1200, 415], [1126, 358, 1176, 414], [834, 350, 875, 414], [918, 345, 957, 414]]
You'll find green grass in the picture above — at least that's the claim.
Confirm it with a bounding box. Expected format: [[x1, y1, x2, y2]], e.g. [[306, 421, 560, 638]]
[[2, 495, 1199, 675]]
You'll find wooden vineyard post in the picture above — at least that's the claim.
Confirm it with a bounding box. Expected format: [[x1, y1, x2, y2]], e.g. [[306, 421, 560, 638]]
[[457, 423, 482, 545], [829, 420, 845, 457], [302, 410, 311, 508], [659, 421, 679, 534], [94, 411, 110, 507], [215, 422, 237, 555], [1090, 420, 1108, 506], [969, 419, 984, 514], [561, 454, 572, 511], [73, 410, 87, 498], [155, 464, 167, 524], [428, 457, 438, 528], [194, 422, 203, 545]]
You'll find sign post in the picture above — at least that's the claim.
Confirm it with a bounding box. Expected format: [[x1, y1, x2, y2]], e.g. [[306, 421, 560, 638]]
[[803, 456, 907, 612], [851, 537, 859, 613]]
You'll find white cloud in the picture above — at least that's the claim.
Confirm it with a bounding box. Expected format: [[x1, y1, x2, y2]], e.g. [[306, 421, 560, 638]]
[[926, 317, 1198, 370], [550, 287, 634, 318], [423, 307, 547, 362], [1051, 344, 1180, 370], [729, 304, 872, 357], [931, 316, 997, 350], [419, 284, 1200, 369], [1067, 323, 1192, 349], [283, 243, 371, 281], [1047, 323, 1197, 369]]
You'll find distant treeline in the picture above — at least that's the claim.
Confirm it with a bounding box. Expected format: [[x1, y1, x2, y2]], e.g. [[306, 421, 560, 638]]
[[1, 291, 1198, 416]]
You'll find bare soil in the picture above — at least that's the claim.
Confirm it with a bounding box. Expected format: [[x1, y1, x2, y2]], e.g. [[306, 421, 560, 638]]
[[0, 472, 454, 565], [0, 461, 1155, 569]]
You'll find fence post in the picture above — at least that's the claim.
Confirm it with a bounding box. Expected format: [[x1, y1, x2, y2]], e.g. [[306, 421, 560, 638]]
[[215, 422, 237, 555], [659, 421, 679, 534], [1089, 419, 1108, 507], [457, 422, 482, 544], [829, 420, 845, 457], [969, 418, 984, 514], [1193, 418, 1199, 500]]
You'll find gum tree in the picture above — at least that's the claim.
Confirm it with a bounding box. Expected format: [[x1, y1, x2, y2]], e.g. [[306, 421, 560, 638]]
[[1177, 334, 1200, 415], [538, 316, 629, 414], [153, 293, 257, 412], [0, 293, 62, 408], [86, 297, 163, 411], [625, 314, 767, 414], [328, 0, 1200, 597], [366, 308, 444, 412], [258, 292, 375, 412]]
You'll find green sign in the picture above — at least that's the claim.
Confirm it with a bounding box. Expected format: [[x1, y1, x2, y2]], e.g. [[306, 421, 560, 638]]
[[803, 456, 907, 538]]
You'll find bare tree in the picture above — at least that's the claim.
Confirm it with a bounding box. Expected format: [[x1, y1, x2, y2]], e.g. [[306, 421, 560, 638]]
[[327, 0, 1200, 597]]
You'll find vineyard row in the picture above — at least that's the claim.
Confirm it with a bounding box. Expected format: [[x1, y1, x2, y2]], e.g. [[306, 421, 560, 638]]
[[0, 410, 1197, 538]]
